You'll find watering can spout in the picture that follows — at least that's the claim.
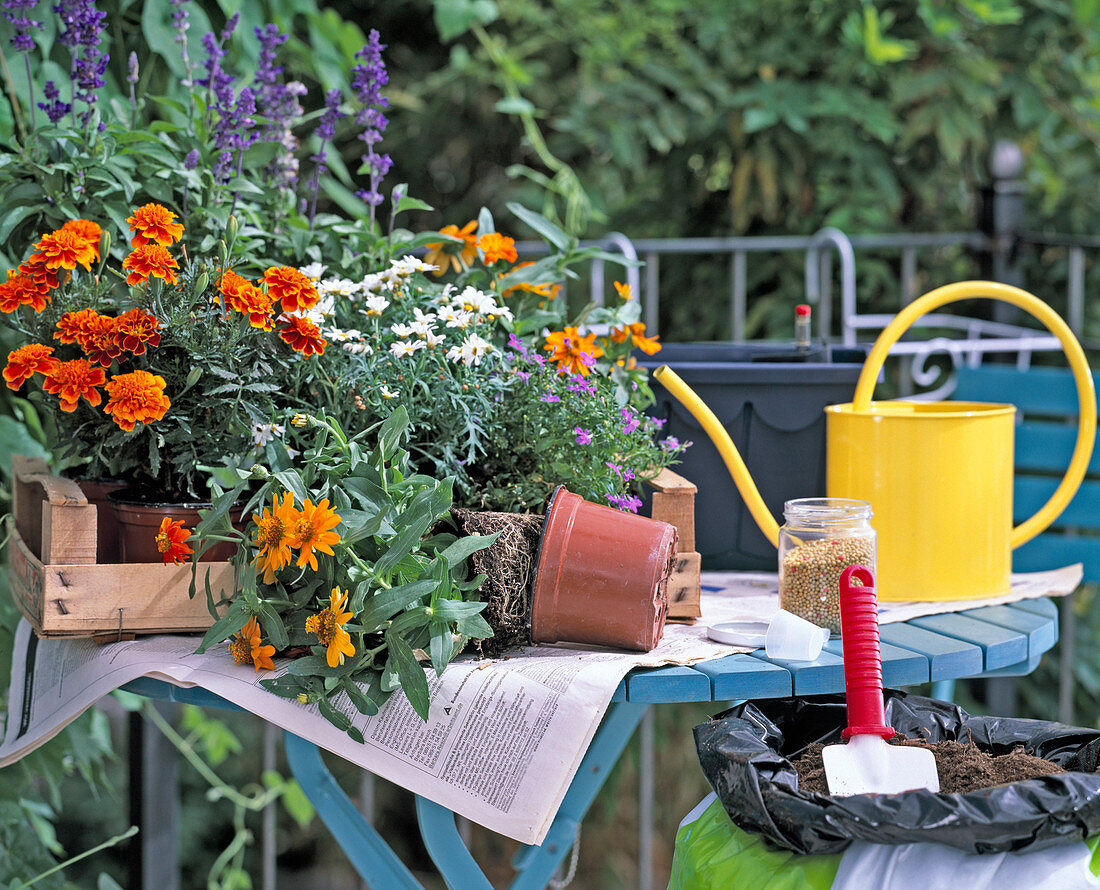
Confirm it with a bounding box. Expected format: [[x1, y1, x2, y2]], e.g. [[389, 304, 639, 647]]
[[653, 365, 781, 548]]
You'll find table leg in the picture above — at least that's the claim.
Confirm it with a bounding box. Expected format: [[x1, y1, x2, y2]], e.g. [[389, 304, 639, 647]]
[[282, 731, 424, 890]]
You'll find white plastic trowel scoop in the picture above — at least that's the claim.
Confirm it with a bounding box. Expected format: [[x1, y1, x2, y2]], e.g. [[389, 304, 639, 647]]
[[822, 565, 940, 796]]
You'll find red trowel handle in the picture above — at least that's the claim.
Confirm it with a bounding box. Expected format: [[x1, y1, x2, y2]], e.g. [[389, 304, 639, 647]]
[[838, 565, 895, 741]]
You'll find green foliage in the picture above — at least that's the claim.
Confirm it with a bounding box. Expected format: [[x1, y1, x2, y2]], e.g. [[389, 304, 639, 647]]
[[195, 407, 497, 728]]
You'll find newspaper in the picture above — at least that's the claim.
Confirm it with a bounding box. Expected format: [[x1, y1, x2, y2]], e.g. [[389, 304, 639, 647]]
[[0, 565, 1079, 845]]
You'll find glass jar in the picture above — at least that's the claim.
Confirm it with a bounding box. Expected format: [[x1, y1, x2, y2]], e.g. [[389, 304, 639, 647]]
[[778, 498, 876, 634]]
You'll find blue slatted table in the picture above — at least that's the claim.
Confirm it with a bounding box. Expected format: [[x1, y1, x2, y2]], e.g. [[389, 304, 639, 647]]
[[123, 593, 1059, 890]]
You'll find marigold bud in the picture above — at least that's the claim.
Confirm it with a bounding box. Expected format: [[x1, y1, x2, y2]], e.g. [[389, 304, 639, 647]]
[[291, 412, 310, 428]]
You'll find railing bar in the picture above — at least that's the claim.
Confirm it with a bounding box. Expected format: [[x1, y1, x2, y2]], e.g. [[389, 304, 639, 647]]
[[901, 247, 917, 305], [645, 252, 660, 335], [731, 251, 747, 341], [263, 723, 277, 890], [1068, 247, 1085, 336], [639, 709, 654, 890]]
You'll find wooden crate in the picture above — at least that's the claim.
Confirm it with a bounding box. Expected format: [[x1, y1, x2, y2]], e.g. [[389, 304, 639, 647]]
[[9, 455, 232, 638], [647, 467, 701, 620]]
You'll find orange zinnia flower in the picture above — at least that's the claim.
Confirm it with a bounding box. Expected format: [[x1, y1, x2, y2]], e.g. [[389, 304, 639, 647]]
[[60, 219, 104, 261], [0, 272, 48, 313], [424, 220, 478, 276], [613, 280, 632, 301], [543, 326, 604, 376], [263, 266, 318, 314], [220, 270, 274, 330], [610, 322, 660, 355], [155, 516, 193, 565], [41, 359, 106, 412], [4, 343, 59, 390], [228, 616, 276, 672], [478, 232, 518, 265], [34, 228, 97, 272], [288, 498, 341, 570], [498, 261, 558, 299], [113, 308, 162, 356], [127, 203, 184, 247], [252, 492, 297, 584], [278, 315, 325, 356], [18, 254, 60, 296], [103, 370, 171, 430], [305, 588, 355, 668], [122, 244, 179, 287]]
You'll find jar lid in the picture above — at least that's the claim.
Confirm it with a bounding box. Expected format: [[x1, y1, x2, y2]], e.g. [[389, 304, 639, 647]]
[[783, 497, 872, 520], [706, 620, 768, 647]]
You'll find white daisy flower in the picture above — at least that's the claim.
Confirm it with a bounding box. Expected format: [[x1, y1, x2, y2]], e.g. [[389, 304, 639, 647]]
[[325, 327, 362, 343], [390, 340, 425, 357], [343, 341, 374, 355], [251, 422, 286, 447], [390, 256, 435, 276], [318, 277, 361, 299], [390, 322, 416, 338], [364, 295, 390, 316], [413, 307, 437, 324], [446, 333, 494, 366], [438, 306, 473, 329], [424, 330, 446, 348], [380, 385, 399, 400], [408, 319, 436, 338], [299, 262, 326, 282]]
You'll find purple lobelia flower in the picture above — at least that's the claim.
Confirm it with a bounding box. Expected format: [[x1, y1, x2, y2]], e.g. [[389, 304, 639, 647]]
[[184, 148, 200, 169], [169, 0, 193, 87], [37, 79, 71, 124], [305, 88, 345, 224], [54, 0, 109, 128], [252, 24, 306, 194], [350, 29, 392, 227]]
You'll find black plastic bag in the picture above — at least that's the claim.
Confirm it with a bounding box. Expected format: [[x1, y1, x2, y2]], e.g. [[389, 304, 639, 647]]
[[695, 690, 1100, 856]]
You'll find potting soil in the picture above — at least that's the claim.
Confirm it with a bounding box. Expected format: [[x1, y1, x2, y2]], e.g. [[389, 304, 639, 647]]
[[792, 738, 1066, 794]]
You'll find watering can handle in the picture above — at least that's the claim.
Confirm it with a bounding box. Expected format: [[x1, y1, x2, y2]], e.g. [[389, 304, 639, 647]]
[[853, 280, 1097, 549]]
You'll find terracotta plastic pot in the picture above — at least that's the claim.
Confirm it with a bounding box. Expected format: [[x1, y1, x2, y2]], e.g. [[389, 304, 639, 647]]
[[71, 477, 127, 563], [530, 487, 678, 651], [109, 489, 243, 564]]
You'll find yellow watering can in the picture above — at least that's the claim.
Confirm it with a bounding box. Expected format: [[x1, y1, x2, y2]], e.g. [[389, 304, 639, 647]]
[[654, 281, 1097, 602]]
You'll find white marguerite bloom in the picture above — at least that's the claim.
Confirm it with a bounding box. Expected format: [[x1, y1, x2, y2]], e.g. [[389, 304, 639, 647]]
[[438, 305, 473, 329], [251, 422, 286, 447], [298, 262, 326, 282], [343, 341, 374, 355], [390, 322, 416, 338], [363, 295, 390, 316], [390, 340, 425, 357], [446, 333, 493, 366], [423, 330, 446, 348], [380, 385, 399, 400]]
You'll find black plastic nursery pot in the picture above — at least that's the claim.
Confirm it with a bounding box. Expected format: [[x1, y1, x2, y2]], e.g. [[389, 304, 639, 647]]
[[694, 691, 1100, 856], [640, 343, 866, 570]]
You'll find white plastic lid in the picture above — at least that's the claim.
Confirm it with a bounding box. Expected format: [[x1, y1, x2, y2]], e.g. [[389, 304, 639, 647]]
[[706, 620, 769, 647]]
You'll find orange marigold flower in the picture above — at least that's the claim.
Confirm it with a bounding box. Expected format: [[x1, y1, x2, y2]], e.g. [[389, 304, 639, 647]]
[[54, 308, 100, 344], [424, 220, 478, 276], [305, 588, 355, 668], [499, 261, 558, 299], [228, 616, 276, 672], [77, 313, 122, 367], [34, 228, 97, 271], [220, 270, 275, 330], [41, 359, 106, 412], [127, 203, 184, 247], [610, 322, 661, 355], [122, 244, 179, 287], [478, 232, 518, 265], [543, 326, 604, 376], [155, 516, 193, 565], [613, 280, 632, 301], [60, 219, 103, 261], [278, 314, 326, 356], [263, 266, 318, 314], [252, 492, 297, 584], [114, 308, 162, 356], [103, 370, 170, 430], [288, 498, 341, 570], [18, 254, 60, 296], [0, 272, 48, 313], [4, 343, 59, 390]]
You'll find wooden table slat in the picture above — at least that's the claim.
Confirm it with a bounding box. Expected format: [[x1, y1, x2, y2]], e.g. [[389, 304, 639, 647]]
[[960, 604, 1056, 654], [907, 613, 1028, 669], [625, 664, 713, 702], [691, 653, 792, 700], [878, 623, 984, 681], [822, 639, 929, 688]]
